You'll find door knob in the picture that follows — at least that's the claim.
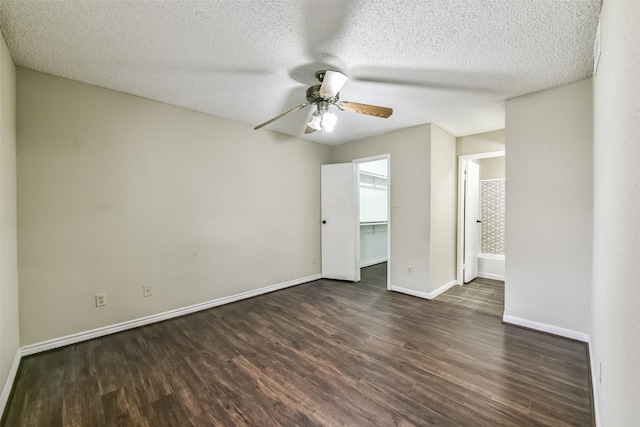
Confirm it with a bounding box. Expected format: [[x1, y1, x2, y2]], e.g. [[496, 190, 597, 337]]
[[476, 220, 482, 223], [322, 220, 327, 224]]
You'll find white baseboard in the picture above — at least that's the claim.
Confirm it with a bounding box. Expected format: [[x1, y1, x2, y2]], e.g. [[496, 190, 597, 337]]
[[391, 280, 457, 300], [360, 258, 388, 268], [390, 286, 432, 299], [20, 274, 321, 357], [587, 339, 600, 426], [0, 349, 22, 418], [478, 272, 505, 281], [502, 314, 589, 342]]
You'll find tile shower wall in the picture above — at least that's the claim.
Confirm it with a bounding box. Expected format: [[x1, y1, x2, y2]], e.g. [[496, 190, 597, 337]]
[[480, 179, 505, 255]]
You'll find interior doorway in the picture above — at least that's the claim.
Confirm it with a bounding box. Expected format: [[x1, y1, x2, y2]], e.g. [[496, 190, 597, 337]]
[[456, 151, 505, 285], [354, 155, 390, 290], [451, 150, 505, 316], [320, 155, 391, 288]]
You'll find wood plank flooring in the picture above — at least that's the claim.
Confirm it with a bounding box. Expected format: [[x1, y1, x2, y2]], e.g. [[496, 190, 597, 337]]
[[435, 277, 505, 317], [3, 266, 592, 426], [359, 262, 387, 289]]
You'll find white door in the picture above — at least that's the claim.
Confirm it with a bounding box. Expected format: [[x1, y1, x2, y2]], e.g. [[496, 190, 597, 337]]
[[321, 163, 359, 281], [464, 161, 481, 283]]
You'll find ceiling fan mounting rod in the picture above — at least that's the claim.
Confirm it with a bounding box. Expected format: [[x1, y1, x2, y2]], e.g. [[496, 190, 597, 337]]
[[316, 100, 330, 112], [315, 70, 327, 83]]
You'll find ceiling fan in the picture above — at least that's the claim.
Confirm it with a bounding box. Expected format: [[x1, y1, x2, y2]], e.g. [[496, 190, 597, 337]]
[[254, 70, 393, 134]]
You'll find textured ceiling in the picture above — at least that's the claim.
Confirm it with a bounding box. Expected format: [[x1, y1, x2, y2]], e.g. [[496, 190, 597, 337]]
[[0, 0, 601, 145]]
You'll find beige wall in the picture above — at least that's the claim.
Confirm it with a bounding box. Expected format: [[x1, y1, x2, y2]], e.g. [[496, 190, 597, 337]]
[[0, 32, 19, 406], [332, 125, 432, 292], [16, 68, 330, 345], [456, 129, 504, 156], [505, 78, 593, 334], [332, 124, 457, 295], [478, 156, 505, 180], [592, 1, 640, 425], [429, 125, 457, 290]]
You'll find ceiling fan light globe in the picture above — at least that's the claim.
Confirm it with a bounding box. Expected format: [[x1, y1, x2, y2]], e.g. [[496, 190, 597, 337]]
[[321, 111, 337, 132], [308, 111, 322, 130]]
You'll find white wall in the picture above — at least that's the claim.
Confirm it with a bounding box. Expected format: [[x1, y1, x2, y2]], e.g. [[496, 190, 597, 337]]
[[0, 31, 20, 410], [591, 1, 640, 425], [16, 68, 330, 345], [359, 171, 388, 223], [359, 224, 387, 267], [505, 79, 593, 335], [428, 125, 457, 290]]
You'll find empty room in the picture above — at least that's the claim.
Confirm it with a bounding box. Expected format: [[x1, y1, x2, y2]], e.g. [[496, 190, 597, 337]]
[[1, 0, 639, 426]]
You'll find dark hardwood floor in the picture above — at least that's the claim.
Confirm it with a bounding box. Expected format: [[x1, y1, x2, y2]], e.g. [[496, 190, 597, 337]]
[[3, 265, 592, 426], [360, 262, 387, 289], [435, 277, 505, 317]]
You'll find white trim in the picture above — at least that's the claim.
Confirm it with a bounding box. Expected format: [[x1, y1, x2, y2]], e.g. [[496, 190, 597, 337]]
[[391, 286, 432, 299], [429, 280, 458, 298], [20, 274, 320, 357], [587, 339, 601, 426], [502, 314, 589, 342], [593, 19, 601, 76], [391, 280, 457, 300], [478, 272, 505, 281], [360, 258, 388, 268], [0, 349, 22, 417], [479, 252, 505, 260]]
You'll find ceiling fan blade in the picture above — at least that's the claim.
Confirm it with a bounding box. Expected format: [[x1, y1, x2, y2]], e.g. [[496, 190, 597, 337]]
[[319, 70, 349, 98], [254, 103, 309, 130], [337, 101, 393, 118]]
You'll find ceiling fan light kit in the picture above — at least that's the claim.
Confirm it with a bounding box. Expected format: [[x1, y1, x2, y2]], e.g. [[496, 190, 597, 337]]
[[306, 101, 337, 134], [254, 70, 393, 135]]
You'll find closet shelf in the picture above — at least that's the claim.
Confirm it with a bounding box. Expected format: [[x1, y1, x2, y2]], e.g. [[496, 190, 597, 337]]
[[359, 171, 388, 179], [360, 221, 388, 226]]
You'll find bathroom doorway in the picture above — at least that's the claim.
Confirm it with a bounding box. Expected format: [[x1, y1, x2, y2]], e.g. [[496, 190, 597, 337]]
[[450, 150, 505, 316]]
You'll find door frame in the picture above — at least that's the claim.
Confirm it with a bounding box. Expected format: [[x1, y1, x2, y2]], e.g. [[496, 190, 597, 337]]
[[353, 154, 392, 290], [456, 150, 505, 285]]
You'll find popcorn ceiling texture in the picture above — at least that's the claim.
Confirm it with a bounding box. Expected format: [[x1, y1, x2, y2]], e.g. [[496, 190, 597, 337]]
[[0, 0, 601, 145]]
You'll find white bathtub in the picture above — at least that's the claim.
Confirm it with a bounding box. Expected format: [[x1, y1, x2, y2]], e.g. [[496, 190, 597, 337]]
[[478, 253, 505, 281]]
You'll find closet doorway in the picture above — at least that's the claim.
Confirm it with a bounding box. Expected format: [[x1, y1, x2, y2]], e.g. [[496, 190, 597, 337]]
[[355, 155, 390, 290]]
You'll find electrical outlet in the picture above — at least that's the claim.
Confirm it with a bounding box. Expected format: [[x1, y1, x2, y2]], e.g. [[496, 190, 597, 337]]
[[408, 266, 413, 275], [143, 285, 152, 297], [312, 256, 316, 264], [95, 293, 106, 307]]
